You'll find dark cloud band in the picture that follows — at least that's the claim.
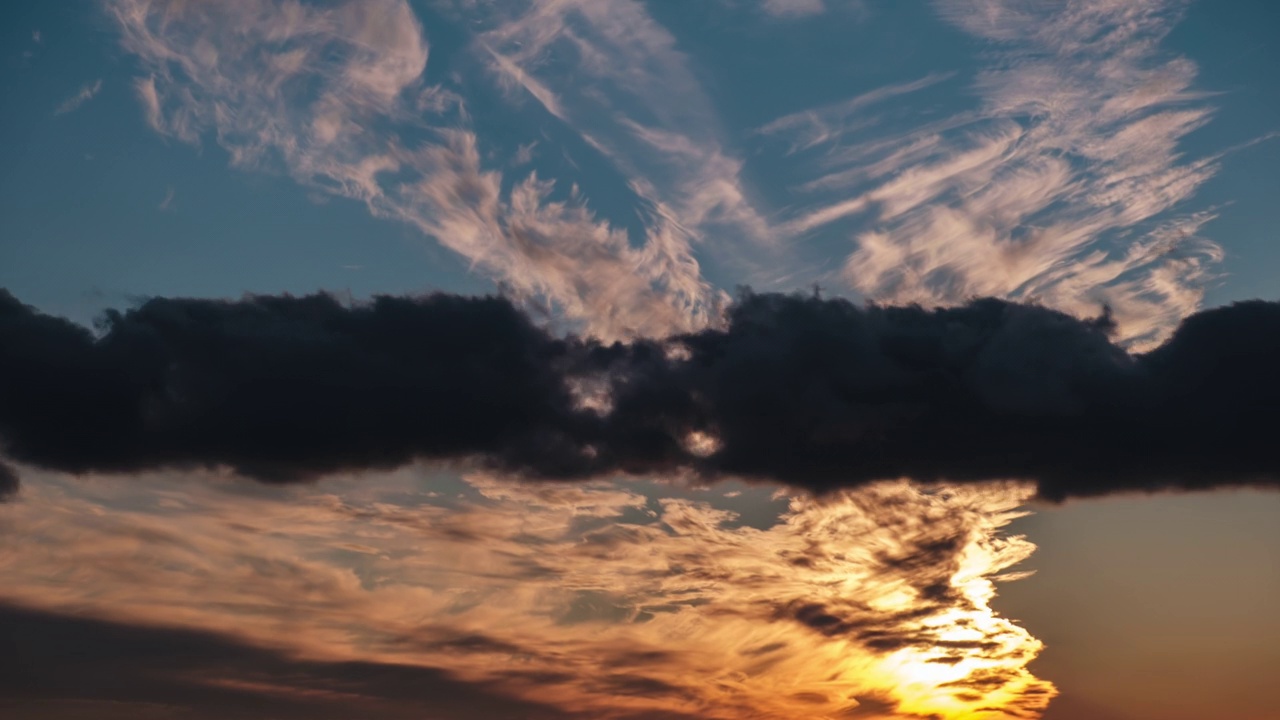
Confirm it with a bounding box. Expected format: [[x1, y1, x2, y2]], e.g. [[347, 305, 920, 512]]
[[2, 288, 1277, 499]]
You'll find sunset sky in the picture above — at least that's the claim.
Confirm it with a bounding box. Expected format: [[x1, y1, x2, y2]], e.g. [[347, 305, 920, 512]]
[[2, 1, 1279, 719]]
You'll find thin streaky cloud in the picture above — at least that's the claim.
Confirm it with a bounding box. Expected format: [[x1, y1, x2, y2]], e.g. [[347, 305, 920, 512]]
[[107, 0, 717, 340], [484, 45, 568, 120], [756, 72, 956, 153], [0, 468, 1052, 719], [54, 79, 102, 116], [107, 0, 1242, 347], [476, 0, 776, 249], [768, 0, 1224, 346], [131, 75, 163, 134]]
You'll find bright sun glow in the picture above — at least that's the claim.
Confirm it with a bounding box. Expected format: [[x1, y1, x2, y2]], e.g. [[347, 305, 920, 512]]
[[1, 471, 1055, 719]]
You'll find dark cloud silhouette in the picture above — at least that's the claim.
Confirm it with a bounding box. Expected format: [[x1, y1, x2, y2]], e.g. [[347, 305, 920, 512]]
[[600, 293, 1280, 500], [0, 603, 576, 720], [836, 693, 903, 718], [2, 287, 1279, 499], [0, 289, 591, 483], [0, 461, 17, 501], [774, 599, 1002, 655]]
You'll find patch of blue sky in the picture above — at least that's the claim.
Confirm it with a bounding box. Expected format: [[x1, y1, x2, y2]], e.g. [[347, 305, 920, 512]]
[[2, 0, 1277, 342], [1162, 0, 1280, 306], [0, 2, 484, 325]]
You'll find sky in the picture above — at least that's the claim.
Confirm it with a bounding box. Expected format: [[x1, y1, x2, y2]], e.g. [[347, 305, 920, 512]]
[[1, 1, 1278, 719]]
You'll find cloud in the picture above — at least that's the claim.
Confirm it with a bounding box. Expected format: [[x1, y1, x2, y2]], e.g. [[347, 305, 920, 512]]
[[0, 462, 17, 502], [386, 133, 720, 338], [107, 0, 1235, 347], [54, 79, 102, 115], [0, 602, 577, 720], [758, 73, 954, 155], [762, 0, 826, 18], [0, 468, 1051, 718], [2, 287, 1280, 500], [474, 0, 775, 246], [765, 0, 1223, 347], [132, 75, 163, 133], [106, 0, 716, 339], [0, 288, 585, 484]]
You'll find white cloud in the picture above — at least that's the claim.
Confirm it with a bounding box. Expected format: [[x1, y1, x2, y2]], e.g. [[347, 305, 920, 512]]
[[131, 75, 163, 134], [475, 0, 775, 250], [109, 0, 1235, 346], [54, 79, 102, 115], [484, 45, 567, 120], [758, 72, 954, 154], [388, 131, 721, 338], [765, 0, 1223, 346], [108, 0, 716, 340], [511, 140, 538, 166]]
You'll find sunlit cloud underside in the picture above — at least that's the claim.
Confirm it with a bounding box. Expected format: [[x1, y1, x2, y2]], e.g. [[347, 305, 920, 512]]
[[1, 470, 1052, 719]]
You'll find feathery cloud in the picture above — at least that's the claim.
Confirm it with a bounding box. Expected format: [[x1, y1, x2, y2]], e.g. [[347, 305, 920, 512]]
[[475, 0, 774, 248], [54, 79, 102, 115], [0, 468, 1050, 718], [106, 0, 716, 339], [767, 0, 1222, 347]]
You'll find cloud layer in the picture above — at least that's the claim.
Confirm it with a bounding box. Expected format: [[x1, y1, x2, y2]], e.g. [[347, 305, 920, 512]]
[[3, 288, 1279, 500], [766, 0, 1224, 347], [0, 469, 1051, 718], [109, 0, 1236, 349], [109, 0, 718, 339], [54, 78, 103, 115]]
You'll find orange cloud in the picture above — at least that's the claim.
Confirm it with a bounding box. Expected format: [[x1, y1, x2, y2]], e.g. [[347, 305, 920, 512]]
[[0, 468, 1054, 718]]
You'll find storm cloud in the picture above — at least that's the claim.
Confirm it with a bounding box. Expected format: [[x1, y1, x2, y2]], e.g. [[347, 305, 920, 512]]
[[2, 287, 1278, 499]]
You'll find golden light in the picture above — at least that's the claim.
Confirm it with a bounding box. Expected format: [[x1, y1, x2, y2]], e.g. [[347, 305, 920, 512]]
[[0, 471, 1057, 719]]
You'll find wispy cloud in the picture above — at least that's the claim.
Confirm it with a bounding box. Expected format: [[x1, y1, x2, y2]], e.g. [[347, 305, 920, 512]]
[[131, 75, 163, 132], [107, 0, 717, 339], [766, 0, 1222, 346], [512, 140, 539, 166], [107, 0, 1243, 344], [54, 79, 102, 115], [762, 0, 826, 19], [0, 468, 1052, 719], [758, 72, 955, 155], [475, 0, 775, 250]]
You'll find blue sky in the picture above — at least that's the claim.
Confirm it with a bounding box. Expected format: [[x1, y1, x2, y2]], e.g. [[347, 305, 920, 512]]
[[2, 2, 1279, 719], [4, 0, 1277, 339]]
